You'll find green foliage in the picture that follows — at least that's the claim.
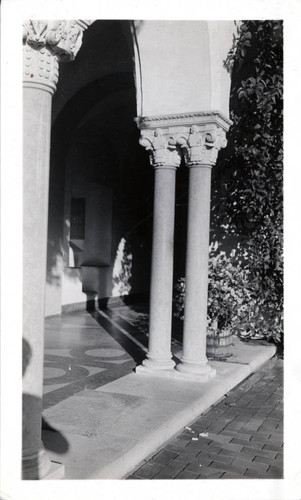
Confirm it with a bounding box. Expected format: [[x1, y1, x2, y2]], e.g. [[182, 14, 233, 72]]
[[174, 278, 185, 321], [207, 251, 251, 331], [174, 250, 252, 335], [211, 20, 283, 344], [174, 248, 283, 342]]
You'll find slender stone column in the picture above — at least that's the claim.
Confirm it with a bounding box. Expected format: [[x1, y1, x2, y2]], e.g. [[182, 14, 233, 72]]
[[177, 122, 228, 379], [135, 113, 231, 378], [137, 128, 181, 371], [22, 19, 91, 480], [177, 163, 214, 377]]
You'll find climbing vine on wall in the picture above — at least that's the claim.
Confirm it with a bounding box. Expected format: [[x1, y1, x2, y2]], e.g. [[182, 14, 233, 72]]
[[211, 20, 283, 346]]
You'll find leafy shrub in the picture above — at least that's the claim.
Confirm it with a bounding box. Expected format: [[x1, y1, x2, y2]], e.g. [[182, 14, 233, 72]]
[[174, 250, 251, 334], [174, 247, 283, 343], [211, 20, 283, 345]]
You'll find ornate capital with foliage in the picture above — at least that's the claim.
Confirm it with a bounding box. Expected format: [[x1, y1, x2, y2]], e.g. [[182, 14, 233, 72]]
[[23, 20, 93, 94], [139, 128, 181, 169], [137, 111, 231, 169], [178, 124, 228, 167]]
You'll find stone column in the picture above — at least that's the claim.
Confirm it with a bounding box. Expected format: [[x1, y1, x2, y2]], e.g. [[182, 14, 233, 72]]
[[135, 113, 230, 378], [176, 119, 229, 380], [22, 19, 91, 480], [136, 127, 181, 372]]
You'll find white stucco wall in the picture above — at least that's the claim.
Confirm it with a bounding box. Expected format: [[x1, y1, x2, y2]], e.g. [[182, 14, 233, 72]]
[[61, 269, 87, 306], [134, 20, 234, 118], [207, 21, 235, 116]]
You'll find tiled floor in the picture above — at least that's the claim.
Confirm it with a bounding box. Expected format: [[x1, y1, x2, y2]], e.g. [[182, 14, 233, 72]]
[[43, 305, 150, 410], [42, 304, 282, 480], [126, 357, 283, 480], [43, 303, 185, 411]]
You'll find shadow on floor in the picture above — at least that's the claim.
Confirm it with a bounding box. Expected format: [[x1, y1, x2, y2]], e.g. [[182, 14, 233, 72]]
[[42, 417, 69, 454], [88, 306, 148, 366]]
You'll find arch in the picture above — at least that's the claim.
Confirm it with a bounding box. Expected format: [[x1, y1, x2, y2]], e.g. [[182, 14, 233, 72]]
[[46, 71, 137, 315]]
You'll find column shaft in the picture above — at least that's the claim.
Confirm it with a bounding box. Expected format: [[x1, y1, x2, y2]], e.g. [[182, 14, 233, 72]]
[[177, 165, 215, 378], [143, 166, 176, 370], [22, 86, 53, 479], [21, 19, 91, 479]]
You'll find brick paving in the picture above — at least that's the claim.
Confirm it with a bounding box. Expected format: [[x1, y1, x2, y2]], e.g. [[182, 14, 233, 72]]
[[127, 357, 283, 480]]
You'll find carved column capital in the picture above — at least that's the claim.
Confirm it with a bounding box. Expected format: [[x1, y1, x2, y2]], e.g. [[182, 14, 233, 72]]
[[23, 20, 93, 94], [136, 111, 232, 169], [178, 124, 228, 168], [139, 128, 181, 169]]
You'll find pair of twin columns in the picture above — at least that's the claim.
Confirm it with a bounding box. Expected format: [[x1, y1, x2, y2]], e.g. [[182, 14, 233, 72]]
[[136, 113, 231, 380]]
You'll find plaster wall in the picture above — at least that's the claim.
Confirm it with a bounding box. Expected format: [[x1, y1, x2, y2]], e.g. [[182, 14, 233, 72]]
[[110, 190, 152, 298], [47, 106, 152, 313], [207, 21, 235, 116], [72, 183, 113, 267], [61, 268, 87, 307], [45, 268, 63, 316], [59, 185, 152, 309], [134, 20, 233, 118], [60, 179, 114, 307], [45, 142, 66, 316]]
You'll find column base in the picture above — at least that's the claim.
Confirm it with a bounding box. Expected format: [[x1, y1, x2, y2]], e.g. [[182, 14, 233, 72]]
[[136, 357, 175, 374], [176, 359, 216, 381], [22, 448, 52, 480], [136, 361, 216, 382], [22, 451, 64, 480]]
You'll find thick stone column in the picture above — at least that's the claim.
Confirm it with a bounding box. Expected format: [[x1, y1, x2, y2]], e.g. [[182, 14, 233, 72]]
[[136, 127, 181, 372], [177, 118, 229, 380], [22, 19, 91, 480]]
